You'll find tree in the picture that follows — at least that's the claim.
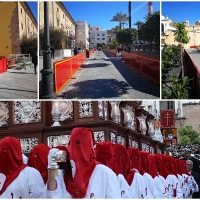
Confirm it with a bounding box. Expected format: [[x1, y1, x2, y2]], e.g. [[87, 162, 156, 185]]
[[39, 26, 68, 49], [116, 28, 137, 45], [134, 20, 144, 30], [110, 11, 128, 30], [20, 34, 37, 56], [178, 125, 200, 145], [173, 22, 190, 79], [138, 11, 160, 49], [180, 135, 190, 146]]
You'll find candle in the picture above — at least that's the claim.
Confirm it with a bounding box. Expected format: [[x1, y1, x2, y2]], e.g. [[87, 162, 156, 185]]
[[54, 102, 60, 112]]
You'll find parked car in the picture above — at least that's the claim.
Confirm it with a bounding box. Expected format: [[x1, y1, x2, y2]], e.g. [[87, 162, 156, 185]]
[[98, 47, 102, 51]]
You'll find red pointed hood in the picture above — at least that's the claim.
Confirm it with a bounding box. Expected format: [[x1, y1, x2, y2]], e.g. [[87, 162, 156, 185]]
[[127, 147, 144, 174], [148, 154, 159, 178], [140, 151, 150, 175], [27, 144, 50, 184], [64, 127, 98, 198], [179, 160, 189, 175], [112, 144, 133, 185], [0, 137, 26, 195], [95, 142, 115, 171], [154, 154, 170, 179]]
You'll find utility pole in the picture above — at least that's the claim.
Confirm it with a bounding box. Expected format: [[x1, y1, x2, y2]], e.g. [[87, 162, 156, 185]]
[[40, 2, 57, 99], [128, 1, 131, 29]]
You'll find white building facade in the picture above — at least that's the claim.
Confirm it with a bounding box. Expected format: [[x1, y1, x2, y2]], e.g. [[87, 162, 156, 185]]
[[89, 26, 107, 48], [75, 20, 89, 50]]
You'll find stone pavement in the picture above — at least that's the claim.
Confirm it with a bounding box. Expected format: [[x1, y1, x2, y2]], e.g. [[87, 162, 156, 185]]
[[56, 51, 160, 99], [185, 49, 200, 69], [0, 65, 38, 99]]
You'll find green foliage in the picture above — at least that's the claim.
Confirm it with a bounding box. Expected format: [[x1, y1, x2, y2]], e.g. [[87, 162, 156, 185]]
[[178, 125, 200, 145], [97, 43, 103, 49], [162, 44, 181, 69], [173, 22, 190, 44], [20, 34, 37, 56], [39, 26, 68, 49], [134, 20, 144, 30], [116, 28, 137, 45], [138, 11, 160, 49], [110, 11, 128, 30], [180, 135, 190, 146], [107, 38, 119, 49], [162, 75, 192, 99], [173, 21, 190, 79]]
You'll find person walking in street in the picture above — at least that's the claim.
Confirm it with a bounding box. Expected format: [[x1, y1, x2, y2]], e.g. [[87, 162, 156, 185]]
[[32, 52, 38, 74], [74, 46, 79, 56], [50, 45, 55, 59]]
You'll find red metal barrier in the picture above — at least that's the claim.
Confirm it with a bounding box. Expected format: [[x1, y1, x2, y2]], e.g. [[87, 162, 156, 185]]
[[105, 50, 160, 84], [184, 50, 200, 98], [54, 53, 86, 94], [0, 56, 7, 73]]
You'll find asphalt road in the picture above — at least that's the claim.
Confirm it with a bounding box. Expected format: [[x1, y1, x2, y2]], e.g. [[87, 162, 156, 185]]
[[57, 50, 160, 99]]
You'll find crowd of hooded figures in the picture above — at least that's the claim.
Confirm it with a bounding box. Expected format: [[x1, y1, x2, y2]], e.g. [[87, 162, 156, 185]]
[[0, 127, 199, 198]]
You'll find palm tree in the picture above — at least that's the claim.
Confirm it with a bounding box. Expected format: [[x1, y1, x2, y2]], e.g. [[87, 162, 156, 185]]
[[134, 20, 144, 30], [112, 26, 120, 35], [110, 11, 128, 30]]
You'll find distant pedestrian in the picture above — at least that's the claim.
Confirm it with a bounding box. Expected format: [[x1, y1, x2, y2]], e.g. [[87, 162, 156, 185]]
[[74, 46, 79, 55], [32, 52, 38, 74], [50, 45, 55, 59], [116, 46, 121, 57]]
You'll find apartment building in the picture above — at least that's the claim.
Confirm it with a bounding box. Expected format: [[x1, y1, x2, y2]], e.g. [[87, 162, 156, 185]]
[[39, 2, 76, 49]]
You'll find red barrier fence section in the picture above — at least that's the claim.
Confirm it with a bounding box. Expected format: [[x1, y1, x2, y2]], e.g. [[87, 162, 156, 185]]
[[0, 56, 7, 73], [184, 50, 200, 98], [54, 53, 86, 94], [105, 50, 160, 84]]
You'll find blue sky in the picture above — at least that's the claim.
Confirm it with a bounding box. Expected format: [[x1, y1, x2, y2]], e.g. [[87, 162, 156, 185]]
[[162, 2, 200, 25], [63, 1, 160, 30], [27, 2, 37, 22]]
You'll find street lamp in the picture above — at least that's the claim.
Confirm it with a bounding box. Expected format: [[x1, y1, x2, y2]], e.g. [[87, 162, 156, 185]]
[[88, 24, 91, 50], [40, 2, 57, 99]]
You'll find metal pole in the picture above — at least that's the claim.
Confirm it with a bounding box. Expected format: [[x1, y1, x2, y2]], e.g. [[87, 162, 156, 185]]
[[40, 2, 57, 99], [128, 1, 131, 29]]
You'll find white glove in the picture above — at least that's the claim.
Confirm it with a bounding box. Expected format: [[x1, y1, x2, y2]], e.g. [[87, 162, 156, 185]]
[[47, 148, 60, 169]]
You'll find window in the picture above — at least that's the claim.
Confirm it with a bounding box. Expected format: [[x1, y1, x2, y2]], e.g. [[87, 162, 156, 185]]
[[97, 38, 100, 40], [97, 33, 100, 36], [102, 34, 105, 36], [21, 23, 23, 30], [102, 38, 105, 40], [63, 14, 64, 19], [61, 24, 64, 30], [57, 19, 59, 27], [21, 8, 22, 14], [57, 7, 59, 12]]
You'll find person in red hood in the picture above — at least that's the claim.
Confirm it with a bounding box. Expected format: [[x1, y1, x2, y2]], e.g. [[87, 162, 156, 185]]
[[95, 142, 132, 198], [127, 148, 154, 198], [140, 151, 166, 198], [45, 127, 121, 198], [27, 144, 51, 184], [0, 136, 45, 198]]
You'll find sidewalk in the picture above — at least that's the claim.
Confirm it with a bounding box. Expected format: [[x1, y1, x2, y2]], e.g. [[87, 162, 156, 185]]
[[0, 65, 38, 99]]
